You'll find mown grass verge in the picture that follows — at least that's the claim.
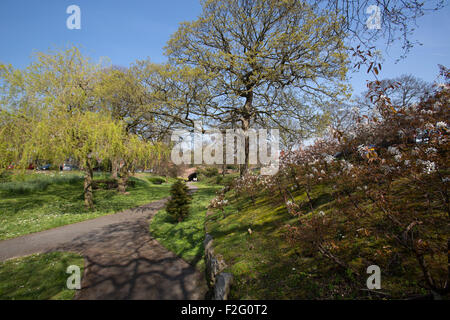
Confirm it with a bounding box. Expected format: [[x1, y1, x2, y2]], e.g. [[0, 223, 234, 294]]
[[0, 171, 173, 240], [150, 183, 222, 271], [0, 252, 84, 300]]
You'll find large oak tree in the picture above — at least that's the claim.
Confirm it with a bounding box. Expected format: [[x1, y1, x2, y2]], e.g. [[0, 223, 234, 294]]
[[164, 0, 350, 173]]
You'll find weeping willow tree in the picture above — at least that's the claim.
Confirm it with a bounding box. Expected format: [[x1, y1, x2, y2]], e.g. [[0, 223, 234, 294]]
[[28, 111, 125, 208], [0, 46, 163, 208]]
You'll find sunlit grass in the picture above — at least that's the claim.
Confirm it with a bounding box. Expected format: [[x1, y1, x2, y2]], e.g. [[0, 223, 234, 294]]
[[0, 171, 173, 240], [0, 252, 84, 300], [150, 183, 222, 271]]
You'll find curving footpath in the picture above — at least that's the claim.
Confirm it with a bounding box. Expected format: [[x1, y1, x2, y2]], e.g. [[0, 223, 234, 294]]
[[0, 184, 206, 299]]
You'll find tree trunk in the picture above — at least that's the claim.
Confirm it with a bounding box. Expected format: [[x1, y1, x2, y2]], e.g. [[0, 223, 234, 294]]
[[118, 175, 129, 194], [222, 162, 226, 177], [117, 162, 129, 194], [83, 159, 94, 210], [111, 158, 119, 179], [240, 91, 252, 177]]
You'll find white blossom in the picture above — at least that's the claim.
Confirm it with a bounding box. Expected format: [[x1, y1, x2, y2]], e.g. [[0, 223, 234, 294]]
[[436, 121, 447, 129], [324, 155, 335, 164], [417, 160, 436, 174], [388, 146, 400, 155]]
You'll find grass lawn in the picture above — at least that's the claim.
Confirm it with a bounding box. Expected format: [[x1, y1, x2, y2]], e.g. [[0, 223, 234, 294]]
[[150, 183, 222, 271], [205, 188, 300, 299], [0, 171, 173, 240], [0, 252, 84, 300]]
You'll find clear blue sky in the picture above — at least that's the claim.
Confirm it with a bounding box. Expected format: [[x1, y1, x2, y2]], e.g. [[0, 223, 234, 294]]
[[0, 0, 449, 96]]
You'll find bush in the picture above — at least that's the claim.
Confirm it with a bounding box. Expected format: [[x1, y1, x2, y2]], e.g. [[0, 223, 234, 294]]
[[165, 179, 192, 222], [222, 174, 237, 187], [0, 171, 13, 183], [198, 167, 219, 178], [148, 176, 166, 185], [92, 178, 117, 190], [168, 166, 179, 178], [215, 175, 223, 184]]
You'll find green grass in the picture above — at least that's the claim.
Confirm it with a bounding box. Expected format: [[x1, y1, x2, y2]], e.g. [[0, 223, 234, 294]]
[[0, 252, 84, 300], [0, 172, 84, 195], [150, 183, 222, 271], [206, 189, 301, 299], [0, 171, 173, 240]]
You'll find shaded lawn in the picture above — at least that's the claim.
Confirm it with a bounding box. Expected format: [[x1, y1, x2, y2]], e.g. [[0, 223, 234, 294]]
[[0, 252, 84, 300], [0, 172, 173, 240], [205, 181, 434, 299], [149, 183, 222, 271]]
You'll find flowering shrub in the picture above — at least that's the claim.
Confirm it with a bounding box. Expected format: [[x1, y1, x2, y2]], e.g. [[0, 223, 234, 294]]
[[209, 189, 229, 215], [234, 172, 261, 204], [237, 67, 449, 298]]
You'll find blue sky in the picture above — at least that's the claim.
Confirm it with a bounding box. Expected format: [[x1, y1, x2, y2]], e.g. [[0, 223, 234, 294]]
[[0, 0, 449, 96]]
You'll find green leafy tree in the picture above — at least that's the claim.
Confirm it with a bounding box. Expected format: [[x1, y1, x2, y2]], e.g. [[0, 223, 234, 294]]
[[164, 0, 350, 174], [113, 134, 165, 194], [95, 66, 154, 179]]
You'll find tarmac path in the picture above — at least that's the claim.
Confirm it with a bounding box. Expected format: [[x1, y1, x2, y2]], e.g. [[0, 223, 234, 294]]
[[0, 184, 206, 299]]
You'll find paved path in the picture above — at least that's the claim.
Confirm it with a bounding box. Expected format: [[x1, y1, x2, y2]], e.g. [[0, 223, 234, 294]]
[[0, 184, 206, 299]]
